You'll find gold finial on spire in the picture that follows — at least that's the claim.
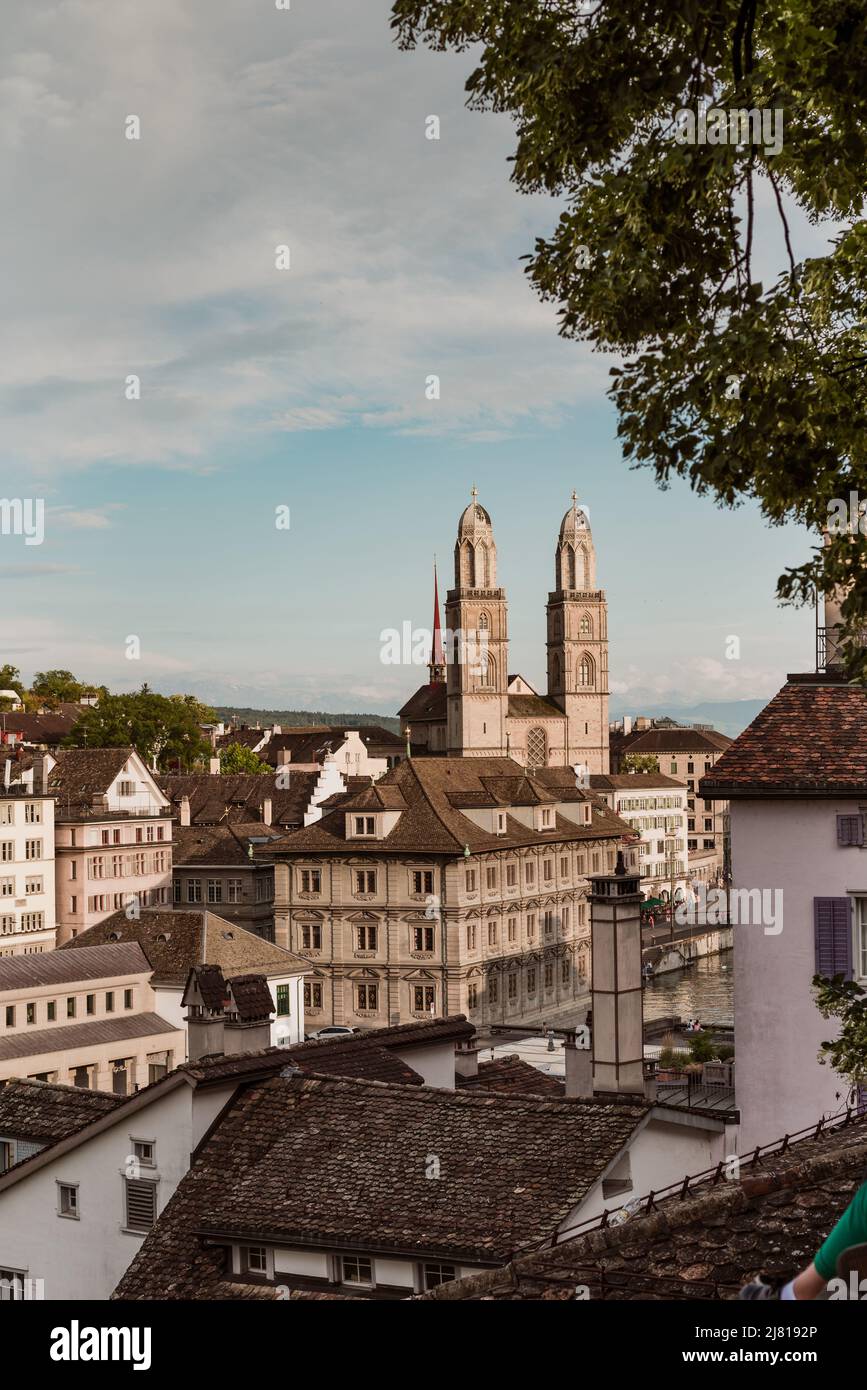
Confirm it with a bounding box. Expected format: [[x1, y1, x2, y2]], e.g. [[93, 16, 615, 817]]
[[471, 483, 478, 501]]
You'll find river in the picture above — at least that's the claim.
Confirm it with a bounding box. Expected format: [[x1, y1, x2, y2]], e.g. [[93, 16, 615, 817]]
[[642, 948, 733, 1028]]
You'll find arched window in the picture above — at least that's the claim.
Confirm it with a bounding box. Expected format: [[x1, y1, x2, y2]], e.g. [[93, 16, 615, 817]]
[[475, 543, 489, 588], [479, 654, 495, 688], [478, 612, 489, 631], [578, 655, 594, 688], [552, 653, 561, 690], [527, 727, 547, 767], [566, 546, 576, 589], [552, 611, 562, 639], [579, 614, 592, 637]]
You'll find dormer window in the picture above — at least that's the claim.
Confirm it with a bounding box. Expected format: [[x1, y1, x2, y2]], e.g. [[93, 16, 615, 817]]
[[353, 816, 376, 838], [496, 812, 506, 835], [541, 809, 553, 828]]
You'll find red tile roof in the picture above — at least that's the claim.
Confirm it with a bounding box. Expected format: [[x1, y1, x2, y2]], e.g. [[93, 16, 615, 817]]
[[700, 676, 867, 796]]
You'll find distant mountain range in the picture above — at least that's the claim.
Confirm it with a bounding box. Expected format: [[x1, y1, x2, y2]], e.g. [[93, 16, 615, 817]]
[[215, 706, 402, 734], [609, 698, 770, 740]]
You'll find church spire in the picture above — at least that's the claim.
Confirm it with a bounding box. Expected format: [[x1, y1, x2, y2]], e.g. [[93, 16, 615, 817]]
[[429, 559, 445, 683]]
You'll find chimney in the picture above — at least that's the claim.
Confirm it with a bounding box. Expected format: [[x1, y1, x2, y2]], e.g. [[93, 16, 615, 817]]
[[563, 1028, 593, 1098], [453, 1040, 479, 1079], [588, 851, 645, 1095], [209, 756, 220, 775], [182, 965, 227, 1063], [179, 795, 191, 828], [31, 754, 45, 796], [223, 975, 274, 1055], [262, 796, 272, 826]]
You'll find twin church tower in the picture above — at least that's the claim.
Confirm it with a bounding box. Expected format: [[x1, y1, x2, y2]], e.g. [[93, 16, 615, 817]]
[[399, 490, 610, 773]]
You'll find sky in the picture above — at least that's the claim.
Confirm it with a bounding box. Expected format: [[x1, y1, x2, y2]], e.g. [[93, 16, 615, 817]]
[[1, 0, 828, 718]]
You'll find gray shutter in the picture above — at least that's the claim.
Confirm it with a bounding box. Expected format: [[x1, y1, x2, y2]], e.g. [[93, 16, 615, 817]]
[[837, 815, 864, 847], [125, 1179, 157, 1230], [814, 897, 854, 980]]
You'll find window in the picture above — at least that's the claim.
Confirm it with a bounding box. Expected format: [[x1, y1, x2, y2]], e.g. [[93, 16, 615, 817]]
[[356, 924, 377, 951], [526, 913, 536, 940], [540, 809, 553, 829], [86, 994, 95, 1016], [413, 925, 434, 952], [341, 1255, 372, 1287], [57, 1183, 79, 1219], [118, 780, 136, 796], [412, 870, 434, 895], [467, 982, 477, 1009], [507, 973, 517, 1001], [354, 870, 376, 894], [353, 816, 376, 837], [187, 879, 202, 904], [413, 985, 435, 1013], [527, 967, 536, 994], [300, 923, 322, 950], [507, 917, 516, 943], [687, 761, 694, 774], [487, 920, 497, 947], [356, 983, 378, 1011], [124, 989, 133, 1010], [66, 997, 76, 1019], [124, 1179, 157, 1231], [854, 898, 867, 981], [543, 859, 553, 882], [133, 1140, 154, 1167], [496, 812, 506, 835], [25, 840, 42, 861], [423, 1262, 457, 1289], [304, 982, 323, 1010], [465, 868, 476, 892], [485, 866, 496, 891], [244, 1246, 268, 1275], [300, 869, 321, 893], [207, 879, 222, 904], [578, 656, 594, 687], [489, 976, 498, 1004], [276, 984, 291, 1016], [0, 842, 12, 863], [173, 878, 181, 904], [544, 962, 554, 989], [46, 1000, 56, 1022], [0, 878, 12, 898], [562, 959, 571, 985], [24, 803, 41, 824], [105, 991, 114, 1012], [506, 864, 517, 887], [227, 879, 243, 903], [466, 922, 476, 950], [25, 876, 42, 895], [527, 727, 547, 767], [560, 856, 569, 878], [26, 1003, 35, 1025], [525, 861, 535, 886]]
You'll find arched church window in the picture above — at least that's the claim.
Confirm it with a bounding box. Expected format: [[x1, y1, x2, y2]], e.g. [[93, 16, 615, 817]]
[[479, 654, 495, 688], [553, 612, 562, 639], [478, 612, 489, 630], [527, 727, 547, 767], [566, 546, 576, 589], [579, 614, 592, 637], [578, 655, 594, 688], [475, 543, 489, 588], [552, 653, 561, 689], [466, 542, 476, 587]]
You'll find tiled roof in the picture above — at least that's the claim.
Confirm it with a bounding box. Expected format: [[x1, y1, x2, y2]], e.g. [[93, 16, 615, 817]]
[[264, 757, 630, 858], [613, 728, 732, 756], [507, 694, 567, 720], [419, 1113, 867, 1300], [457, 1056, 566, 1098], [186, 964, 229, 1013], [397, 684, 447, 723], [0, 942, 151, 991], [48, 747, 138, 808], [1, 712, 78, 743], [159, 772, 317, 829], [113, 1074, 649, 1298], [172, 821, 283, 867], [589, 773, 686, 790], [0, 1012, 179, 1062], [58, 909, 306, 984], [0, 1078, 122, 1144], [700, 677, 867, 796], [264, 725, 403, 766]]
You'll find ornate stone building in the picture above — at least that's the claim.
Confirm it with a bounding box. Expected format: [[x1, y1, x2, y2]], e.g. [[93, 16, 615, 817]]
[[268, 756, 631, 1031], [399, 491, 610, 772]]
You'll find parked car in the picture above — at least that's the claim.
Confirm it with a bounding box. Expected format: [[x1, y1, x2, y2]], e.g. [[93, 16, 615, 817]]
[[305, 1025, 360, 1041]]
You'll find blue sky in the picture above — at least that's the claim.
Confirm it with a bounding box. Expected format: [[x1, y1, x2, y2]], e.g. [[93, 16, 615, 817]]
[[1, 0, 821, 716]]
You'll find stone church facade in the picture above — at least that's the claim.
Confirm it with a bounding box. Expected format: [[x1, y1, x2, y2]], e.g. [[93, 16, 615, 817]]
[[399, 491, 610, 774]]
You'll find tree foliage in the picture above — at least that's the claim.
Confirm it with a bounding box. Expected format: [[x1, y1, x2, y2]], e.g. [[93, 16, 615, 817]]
[[623, 752, 661, 773], [218, 742, 272, 774], [814, 973, 867, 1090], [65, 688, 214, 770], [391, 0, 867, 676]]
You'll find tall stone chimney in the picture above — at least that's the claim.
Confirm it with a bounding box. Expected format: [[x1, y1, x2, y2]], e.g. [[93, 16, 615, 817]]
[[588, 851, 644, 1095], [262, 796, 273, 826], [223, 975, 274, 1055], [179, 794, 191, 828], [181, 964, 228, 1062], [453, 1039, 479, 1079]]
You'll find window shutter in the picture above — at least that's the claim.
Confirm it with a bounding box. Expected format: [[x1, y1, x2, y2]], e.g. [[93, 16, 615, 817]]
[[814, 897, 854, 980], [837, 815, 864, 847], [125, 1179, 157, 1231]]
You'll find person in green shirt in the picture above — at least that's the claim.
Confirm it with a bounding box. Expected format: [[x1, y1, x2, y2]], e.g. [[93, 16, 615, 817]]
[[739, 1181, 867, 1299]]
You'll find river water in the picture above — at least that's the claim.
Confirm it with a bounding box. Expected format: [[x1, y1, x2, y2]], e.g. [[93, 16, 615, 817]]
[[642, 948, 733, 1028]]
